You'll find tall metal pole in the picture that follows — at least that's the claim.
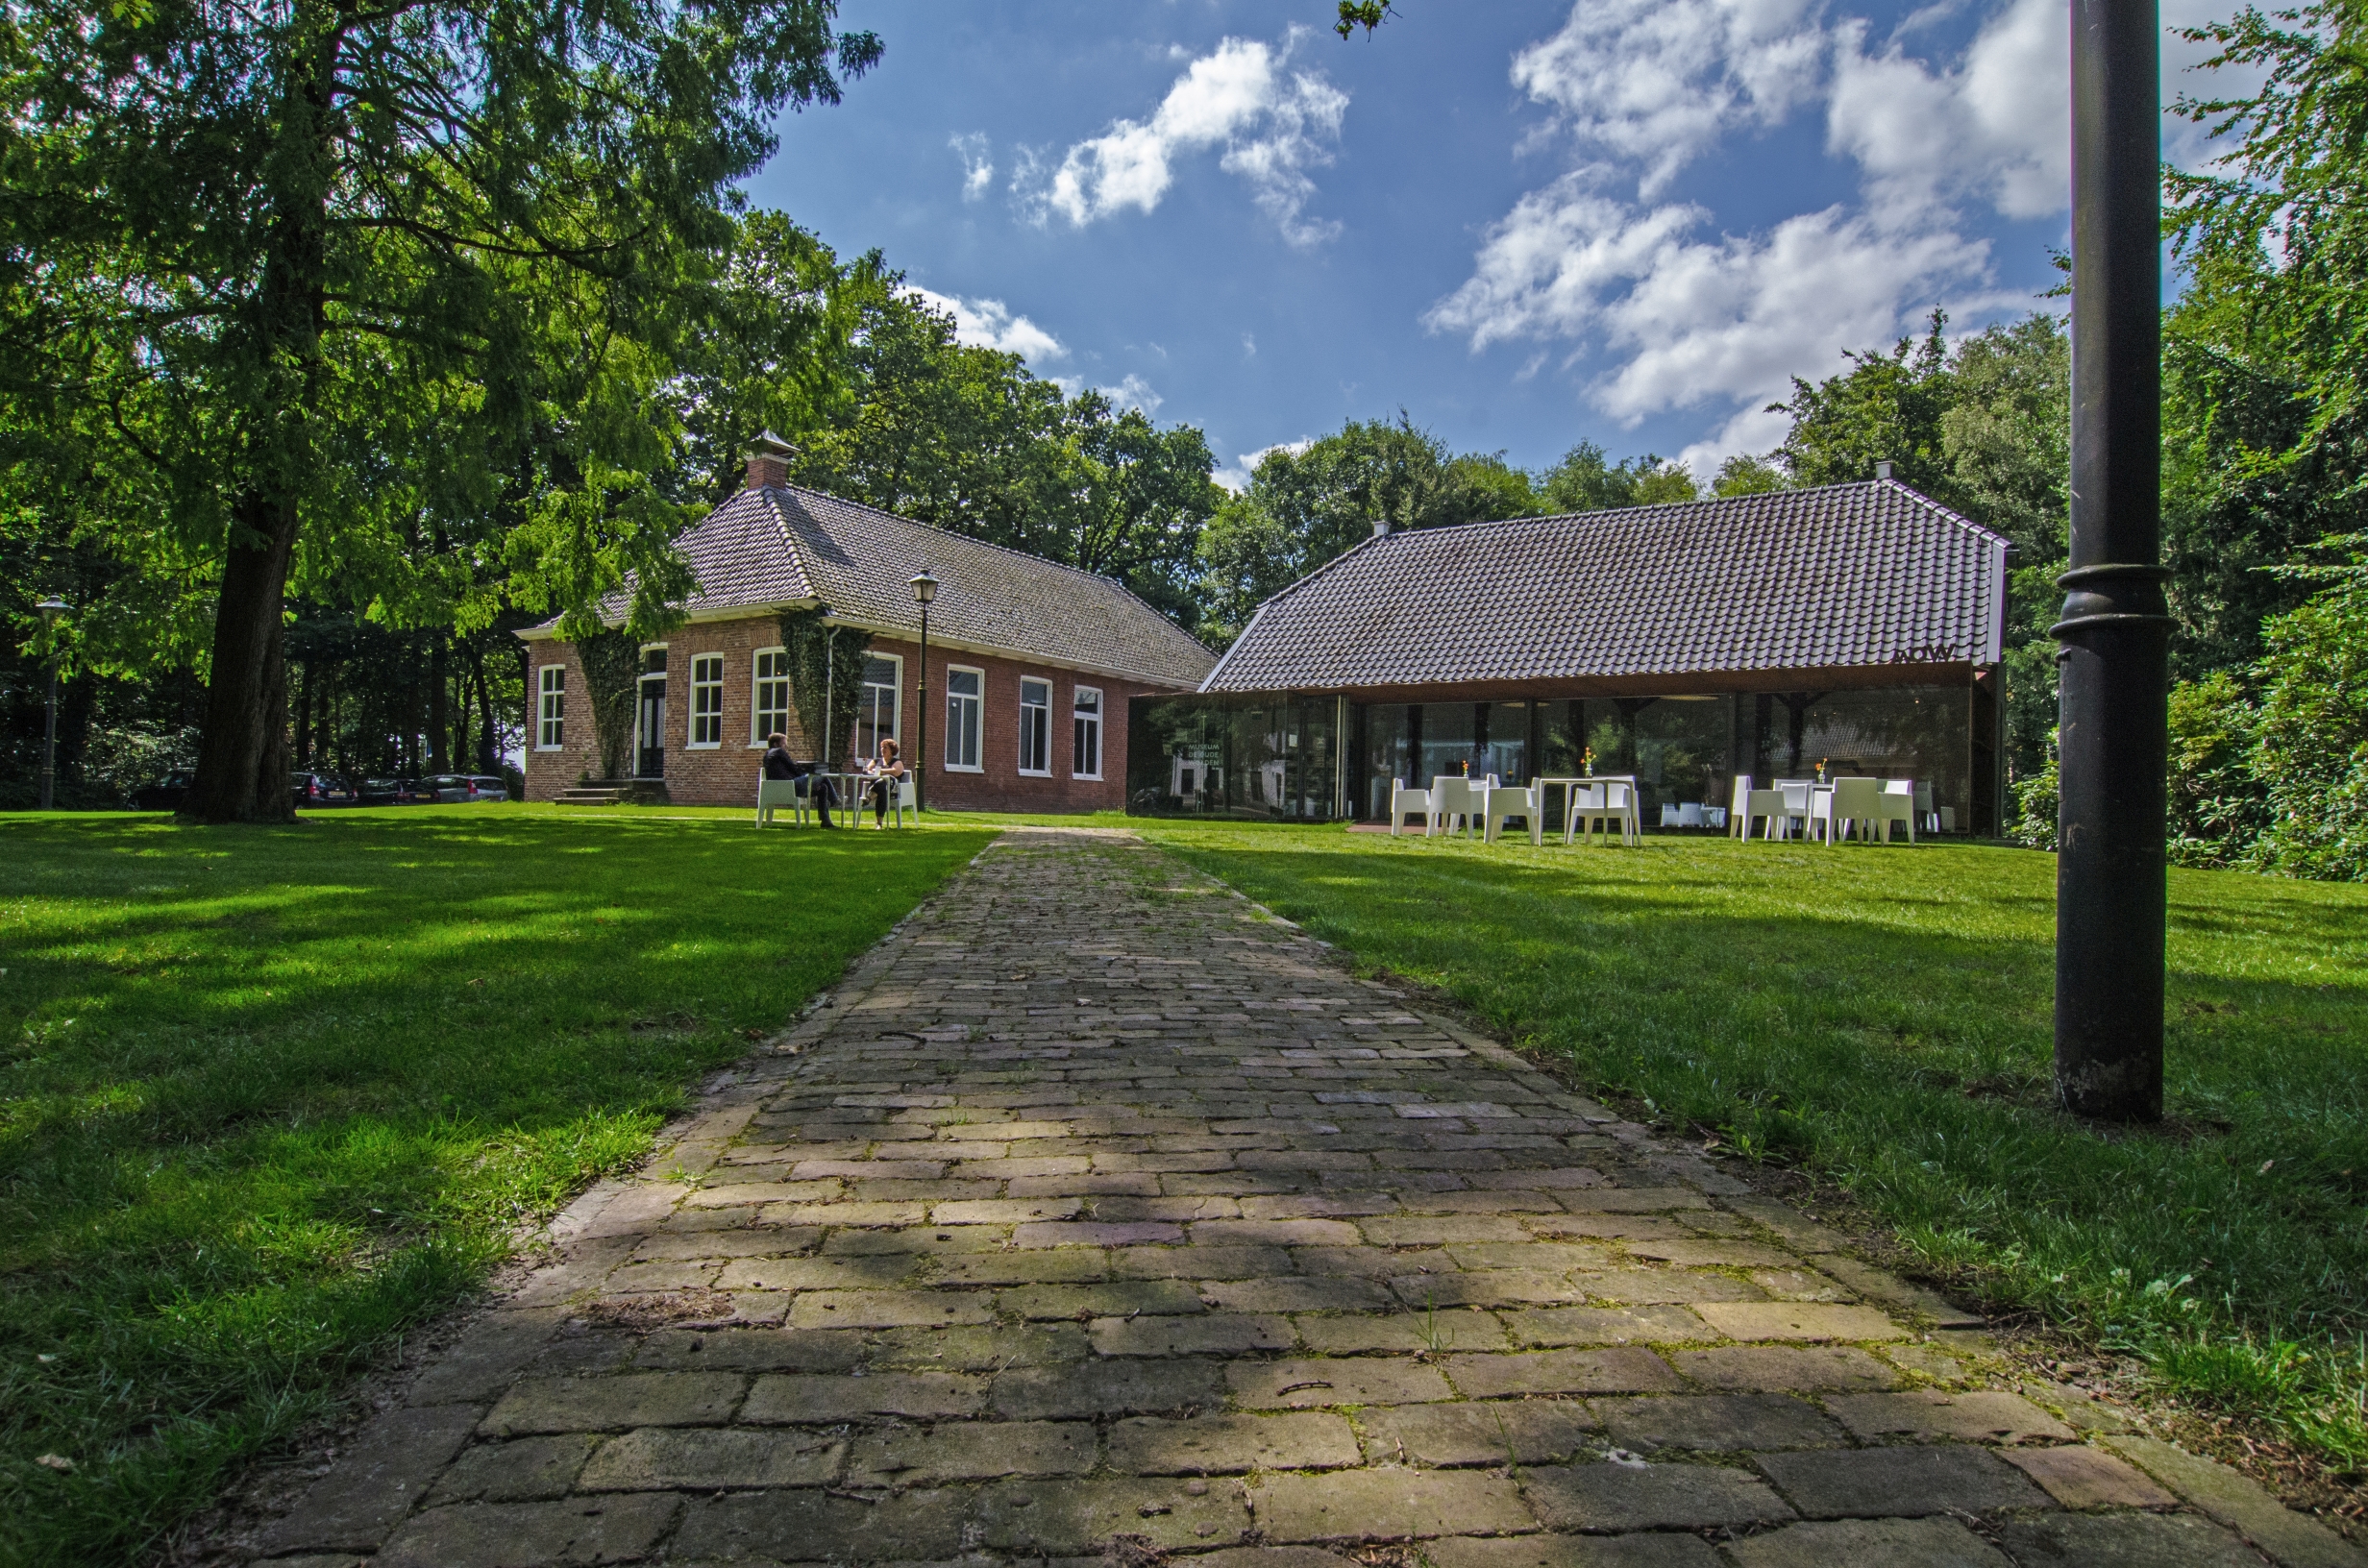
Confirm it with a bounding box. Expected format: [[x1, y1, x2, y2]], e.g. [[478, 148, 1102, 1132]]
[[41, 655, 60, 811], [915, 602, 929, 814], [2054, 0, 2170, 1121]]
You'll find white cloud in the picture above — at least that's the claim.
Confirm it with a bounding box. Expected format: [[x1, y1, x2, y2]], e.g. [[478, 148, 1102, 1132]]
[[1098, 374, 1164, 416], [1434, 0, 2244, 467], [950, 132, 995, 202], [1511, 0, 1826, 197], [905, 288, 1066, 364], [1022, 34, 1349, 246], [1826, 0, 2066, 220], [1214, 437, 1314, 492]]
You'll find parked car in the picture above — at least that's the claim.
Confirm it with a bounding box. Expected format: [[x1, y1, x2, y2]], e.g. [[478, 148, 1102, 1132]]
[[133, 770, 197, 812], [291, 772, 357, 808], [394, 777, 436, 803], [419, 773, 504, 802], [355, 777, 401, 806]]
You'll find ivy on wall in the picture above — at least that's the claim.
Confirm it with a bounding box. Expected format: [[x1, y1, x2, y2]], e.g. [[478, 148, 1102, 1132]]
[[577, 631, 642, 781], [777, 608, 872, 766]]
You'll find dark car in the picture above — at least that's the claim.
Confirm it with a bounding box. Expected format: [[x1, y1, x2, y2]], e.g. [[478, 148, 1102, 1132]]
[[291, 772, 356, 809], [355, 777, 401, 806], [394, 777, 437, 803], [133, 770, 197, 812]]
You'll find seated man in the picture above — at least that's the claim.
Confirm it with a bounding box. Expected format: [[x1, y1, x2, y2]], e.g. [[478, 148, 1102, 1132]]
[[859, 738, 908, 825], [762, 731, 837, 827]]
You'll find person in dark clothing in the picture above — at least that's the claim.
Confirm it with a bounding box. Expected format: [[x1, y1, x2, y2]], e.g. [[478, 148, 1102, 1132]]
[[762, 732, 837, 827]]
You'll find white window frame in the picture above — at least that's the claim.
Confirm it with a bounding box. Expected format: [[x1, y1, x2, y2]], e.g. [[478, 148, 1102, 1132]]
[[945, 665, 985, 772], [751, 647, 791, 747], [1072, 685, 1102, 780], [536, 664, 566, 750], [687, 653, 725, 749], [1018, 676, 1052, 777], [856, 652, 903, 754]]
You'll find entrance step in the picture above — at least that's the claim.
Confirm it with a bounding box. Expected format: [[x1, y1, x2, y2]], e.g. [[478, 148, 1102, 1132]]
[[556, 779, 670, 807]]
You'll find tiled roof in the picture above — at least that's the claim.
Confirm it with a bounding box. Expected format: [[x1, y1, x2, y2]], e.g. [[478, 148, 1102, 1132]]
[[1200, 480, 2007, 694], [552, 484, 1216, 689]]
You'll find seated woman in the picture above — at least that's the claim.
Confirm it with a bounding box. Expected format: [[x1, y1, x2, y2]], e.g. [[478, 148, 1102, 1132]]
[[859, 737, 908, 825]]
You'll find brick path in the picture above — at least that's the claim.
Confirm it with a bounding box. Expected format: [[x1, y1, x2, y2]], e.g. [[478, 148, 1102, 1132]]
[[249, 829, 2360, 1568]]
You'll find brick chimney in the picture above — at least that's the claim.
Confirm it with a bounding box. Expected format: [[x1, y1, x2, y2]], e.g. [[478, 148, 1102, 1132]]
[[745, 429, 796, 491]]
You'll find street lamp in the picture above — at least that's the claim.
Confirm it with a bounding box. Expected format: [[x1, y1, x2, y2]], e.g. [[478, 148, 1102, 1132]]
[[35, 597, 66, 811], [910, 570, 938, 814]]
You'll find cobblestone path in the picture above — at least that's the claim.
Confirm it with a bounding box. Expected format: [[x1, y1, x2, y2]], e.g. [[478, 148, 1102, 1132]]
[[251, 830, 2359, 1568]]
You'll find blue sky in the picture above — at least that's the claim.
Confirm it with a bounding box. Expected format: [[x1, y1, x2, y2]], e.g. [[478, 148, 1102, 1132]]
[[751, 0, 2246, 487]]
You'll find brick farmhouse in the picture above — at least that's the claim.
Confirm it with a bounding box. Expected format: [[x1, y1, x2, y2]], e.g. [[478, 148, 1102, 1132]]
[[516, 440, 1216, 812]]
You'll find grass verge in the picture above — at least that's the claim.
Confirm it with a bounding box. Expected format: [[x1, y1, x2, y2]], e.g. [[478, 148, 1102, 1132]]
[[0, 808, 995, 1566], [1140, 821, 2368, 1466]]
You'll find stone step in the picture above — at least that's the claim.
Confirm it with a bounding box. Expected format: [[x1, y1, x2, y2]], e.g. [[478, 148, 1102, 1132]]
[[555, 780, 669, 806]]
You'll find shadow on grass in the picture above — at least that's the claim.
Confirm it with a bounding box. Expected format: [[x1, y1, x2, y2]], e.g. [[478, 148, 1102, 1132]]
[[0, 812, 997, 1567], [1147, 825, 2368, 1446]]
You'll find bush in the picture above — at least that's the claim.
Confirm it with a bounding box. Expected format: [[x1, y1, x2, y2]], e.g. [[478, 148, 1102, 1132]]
[[2247, 560, 2368, 878]]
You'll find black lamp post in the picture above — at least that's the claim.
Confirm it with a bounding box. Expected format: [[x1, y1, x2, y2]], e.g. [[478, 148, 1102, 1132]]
[[2054, 0, 2169, 1121], [910, 570, 938, 814], [36, 597, 66, 811]]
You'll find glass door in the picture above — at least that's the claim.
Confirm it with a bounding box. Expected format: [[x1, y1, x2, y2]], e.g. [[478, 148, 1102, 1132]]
[[636, 674, 667, 777]]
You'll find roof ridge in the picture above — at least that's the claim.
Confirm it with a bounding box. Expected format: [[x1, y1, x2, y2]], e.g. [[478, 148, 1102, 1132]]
[[767, 482, 1210, 650]]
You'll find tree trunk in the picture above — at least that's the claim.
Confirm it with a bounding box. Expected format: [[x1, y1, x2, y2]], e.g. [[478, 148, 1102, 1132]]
[[294, 661, 313, 768], [184, 33, 338, 825], [189, 497, 303, 821], [430, 640, 450, 771], [470, 642, 499, 772]]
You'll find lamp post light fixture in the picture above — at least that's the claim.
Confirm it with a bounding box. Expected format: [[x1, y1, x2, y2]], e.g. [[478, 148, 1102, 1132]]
[[910, 570, 938, 814], [36, 597, 66, 811]]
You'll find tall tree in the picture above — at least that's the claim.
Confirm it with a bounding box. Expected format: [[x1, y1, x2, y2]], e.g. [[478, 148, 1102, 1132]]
[[4, 0, 880, 821]]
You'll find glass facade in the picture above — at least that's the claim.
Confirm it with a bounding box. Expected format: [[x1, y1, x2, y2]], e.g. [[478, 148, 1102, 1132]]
[[1126, 695, 1342, 819], [1132, 685, 1987, 831]]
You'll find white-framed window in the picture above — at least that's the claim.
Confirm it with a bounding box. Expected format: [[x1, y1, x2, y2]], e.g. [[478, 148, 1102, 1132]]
[[857, 654, 901, 761], [688, 653, 724, 747], [752, 648, 790, 745], [1073, 685, 1102, 779], [946, 666, 983, 771], [1018, 676, 1052, 775], [536, 665, 566, 750]]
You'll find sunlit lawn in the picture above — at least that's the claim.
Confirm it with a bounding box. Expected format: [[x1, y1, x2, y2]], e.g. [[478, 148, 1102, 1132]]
[[1137, 821, 2368, 1463], [0, 807, 996, 1567]]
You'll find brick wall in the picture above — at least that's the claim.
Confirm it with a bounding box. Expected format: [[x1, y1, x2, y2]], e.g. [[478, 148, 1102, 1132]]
[[520, 613, 1185, 813]]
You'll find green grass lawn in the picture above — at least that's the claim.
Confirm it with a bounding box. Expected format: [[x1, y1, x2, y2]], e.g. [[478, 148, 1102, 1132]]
[[0, 808, 997, 1567], [1139, 821, 2368, 1463]]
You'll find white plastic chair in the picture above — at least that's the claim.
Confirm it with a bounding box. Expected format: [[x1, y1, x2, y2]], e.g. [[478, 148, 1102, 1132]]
[[1771, 780, 1814, 841], [1577, 777, 1640, 845], [1429, 776, 1475, 838], [1563, 781, 1604, 845], [1388, 779, 1432, 837], [755, 774, 803, 828], [1483, 784, 1542, 845], [1876, 778, 1916, 844], [1823, 777, 1883, 844], [875, 775, 916, 827], [1730, 774, 1783, 840]]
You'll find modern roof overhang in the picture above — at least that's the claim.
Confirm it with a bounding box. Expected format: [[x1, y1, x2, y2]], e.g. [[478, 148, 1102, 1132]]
[[1201, 660, 1985, 707]]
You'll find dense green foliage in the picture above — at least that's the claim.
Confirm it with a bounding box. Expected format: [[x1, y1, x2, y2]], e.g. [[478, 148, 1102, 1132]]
[[1146, 821, 2368, 1464], [0, 811, 993, 1564], [0, 0, 887, 821]]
